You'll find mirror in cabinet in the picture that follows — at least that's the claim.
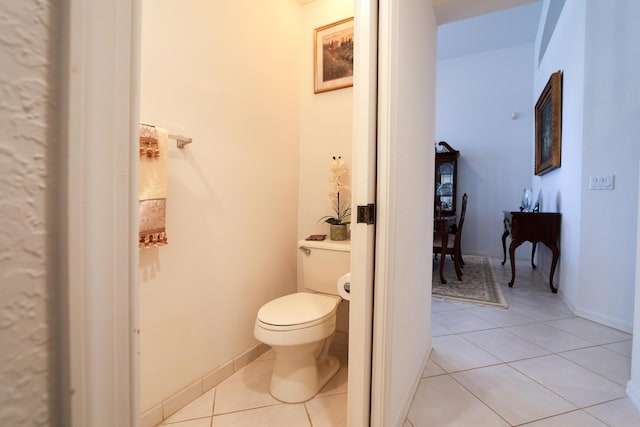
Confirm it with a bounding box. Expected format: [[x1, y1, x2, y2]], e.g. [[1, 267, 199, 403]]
[[435, 141, 459, 217]]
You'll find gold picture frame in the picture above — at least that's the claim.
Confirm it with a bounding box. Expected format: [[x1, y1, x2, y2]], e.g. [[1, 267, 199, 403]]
[[314, 17, 354, 94], [535, 70, 563, 175]]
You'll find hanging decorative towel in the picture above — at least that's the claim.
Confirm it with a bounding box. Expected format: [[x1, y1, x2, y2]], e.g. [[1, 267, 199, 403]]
[[139, 123, 169, 248]]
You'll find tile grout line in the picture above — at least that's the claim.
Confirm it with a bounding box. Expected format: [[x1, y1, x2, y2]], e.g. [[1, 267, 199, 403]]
[[445, 371, 514, 426], [209, 388, 216, 427]]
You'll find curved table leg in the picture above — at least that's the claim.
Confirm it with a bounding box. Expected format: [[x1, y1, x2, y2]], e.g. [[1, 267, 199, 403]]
[[439, 230, 448, 284], [531, 242, 537, 269], [501, 230, 509, 265], [508, 240, 521, 287], [548, 243, 559, 293]]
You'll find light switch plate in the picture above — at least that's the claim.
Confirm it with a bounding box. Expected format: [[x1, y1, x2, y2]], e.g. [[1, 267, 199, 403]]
[[589, 174, 615, 190]]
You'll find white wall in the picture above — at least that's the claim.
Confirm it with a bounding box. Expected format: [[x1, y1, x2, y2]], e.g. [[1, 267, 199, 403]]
[[577, 0, 639, 332], [534, 0, 639, 332], [532, 0, 586, 310], [436, 43, 535, 258], [375, 0, 437, 425], [633, 163, 640, 407], [581, 0, 640, 409], [139, 0, 301, 411], [297, 0, 354, 335], [0, 1, 60, 425]]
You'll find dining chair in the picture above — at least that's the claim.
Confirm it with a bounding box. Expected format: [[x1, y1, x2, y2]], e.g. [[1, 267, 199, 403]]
[[433, 193, 468, 281]]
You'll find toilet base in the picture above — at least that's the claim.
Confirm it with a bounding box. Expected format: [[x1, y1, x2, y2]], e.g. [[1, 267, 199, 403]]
[[269, 340, 340, 403]]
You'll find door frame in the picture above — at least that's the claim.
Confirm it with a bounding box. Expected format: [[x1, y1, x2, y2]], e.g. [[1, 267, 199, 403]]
[[61, 0, 378, 425], [61, 0, 141, 425]]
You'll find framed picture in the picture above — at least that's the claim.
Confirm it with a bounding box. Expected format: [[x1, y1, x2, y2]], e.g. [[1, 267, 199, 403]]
[[535, 70, 563, 175], [314, 17, 354, 94]]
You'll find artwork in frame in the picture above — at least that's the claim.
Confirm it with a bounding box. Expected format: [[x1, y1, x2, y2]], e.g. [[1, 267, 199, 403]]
[[535, 70, 563, 175], [314, 17, 354, 94]]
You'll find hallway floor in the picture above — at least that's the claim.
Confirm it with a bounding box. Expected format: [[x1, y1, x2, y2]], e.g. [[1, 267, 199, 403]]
[[156, 257, 639, 426], [406, 257, 640, 427]]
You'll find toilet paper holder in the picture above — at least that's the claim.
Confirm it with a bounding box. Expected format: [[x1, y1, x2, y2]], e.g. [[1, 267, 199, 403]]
[[343, 281, 350, 294], [338, 272, 351, 300]]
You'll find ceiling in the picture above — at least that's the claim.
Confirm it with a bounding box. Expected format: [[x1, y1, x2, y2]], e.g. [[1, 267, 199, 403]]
[[436, 1, 543, 60], [432, 0, 539, 24]]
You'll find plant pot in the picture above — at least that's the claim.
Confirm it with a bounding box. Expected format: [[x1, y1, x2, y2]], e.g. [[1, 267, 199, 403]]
[[329, 224, 348, 241]]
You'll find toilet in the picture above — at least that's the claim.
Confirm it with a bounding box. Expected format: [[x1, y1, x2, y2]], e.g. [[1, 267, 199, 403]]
[[254, 239, 350, 403]]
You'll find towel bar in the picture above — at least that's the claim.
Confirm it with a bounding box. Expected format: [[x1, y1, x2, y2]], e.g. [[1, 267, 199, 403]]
[[169, 133, 192, 149]]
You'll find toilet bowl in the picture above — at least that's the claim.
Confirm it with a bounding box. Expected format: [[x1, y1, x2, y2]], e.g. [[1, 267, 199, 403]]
[[254, 239, 350, 403], [254, 292, 341, 403]]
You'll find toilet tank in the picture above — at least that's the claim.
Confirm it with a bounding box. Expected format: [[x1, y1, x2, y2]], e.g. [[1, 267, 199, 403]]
[[298, 239, 350, 295]]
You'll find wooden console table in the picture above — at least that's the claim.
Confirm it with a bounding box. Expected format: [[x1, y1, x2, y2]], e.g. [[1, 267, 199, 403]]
[[501, 211, 561, 293]]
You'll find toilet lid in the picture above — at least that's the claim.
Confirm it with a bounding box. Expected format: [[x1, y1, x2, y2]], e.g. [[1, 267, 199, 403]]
[[257, 293, 339, 327]]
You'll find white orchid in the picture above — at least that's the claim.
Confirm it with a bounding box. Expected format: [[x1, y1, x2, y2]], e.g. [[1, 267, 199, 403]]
[[319, 156, 351, 225]]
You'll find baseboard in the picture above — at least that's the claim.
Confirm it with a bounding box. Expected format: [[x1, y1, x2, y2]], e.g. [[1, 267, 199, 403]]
[[391, 345, 431, 427], [574, 306, 633, 334], [558, 291, 576, 313], [140, 342, 271, 427], [627, 380, 640, 411]]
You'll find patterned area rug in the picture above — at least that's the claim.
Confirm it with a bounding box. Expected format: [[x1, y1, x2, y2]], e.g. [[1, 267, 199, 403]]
[[432, 255, 508, 308]]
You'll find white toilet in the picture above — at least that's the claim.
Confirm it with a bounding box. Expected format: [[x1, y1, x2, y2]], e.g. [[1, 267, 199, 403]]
[[254, 239, 350, 403]]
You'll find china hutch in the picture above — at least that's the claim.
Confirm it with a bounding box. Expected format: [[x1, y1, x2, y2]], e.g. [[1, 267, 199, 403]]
[[434, 141, 460, 216]]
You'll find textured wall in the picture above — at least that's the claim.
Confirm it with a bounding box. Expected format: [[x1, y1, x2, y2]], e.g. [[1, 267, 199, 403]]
[[0, 1, 59, 425]]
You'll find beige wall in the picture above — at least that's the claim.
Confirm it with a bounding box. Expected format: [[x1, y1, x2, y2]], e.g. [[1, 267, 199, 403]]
[[298, 0, 354, 333], [139, 0, 353, 412], [139, 0, 301, 411], [298, 1, 354, 240]]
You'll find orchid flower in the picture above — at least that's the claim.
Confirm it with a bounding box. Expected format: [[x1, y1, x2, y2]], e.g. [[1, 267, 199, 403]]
[[319, 156, 351, 225]]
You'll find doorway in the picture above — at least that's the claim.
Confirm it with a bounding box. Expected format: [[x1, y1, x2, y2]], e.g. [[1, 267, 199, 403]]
[[62, 0, 378, 425]]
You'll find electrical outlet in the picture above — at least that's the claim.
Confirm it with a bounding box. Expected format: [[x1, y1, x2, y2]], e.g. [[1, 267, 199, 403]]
[[588, 174, 615, 190]]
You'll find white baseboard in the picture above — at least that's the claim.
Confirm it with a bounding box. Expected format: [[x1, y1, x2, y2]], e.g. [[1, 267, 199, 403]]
[[574, 306, 633, 334], [140, 342, 270, 427], [627, 380, 640, 411], [391, 345, 431, 427]]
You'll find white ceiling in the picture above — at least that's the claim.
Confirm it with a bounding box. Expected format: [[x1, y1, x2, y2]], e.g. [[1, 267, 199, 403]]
[[437, 1, 543, 60], [432, 0, 539, 24]]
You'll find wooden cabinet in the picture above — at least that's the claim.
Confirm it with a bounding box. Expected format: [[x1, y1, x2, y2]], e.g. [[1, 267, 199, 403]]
[[435, 141, 460, 216]]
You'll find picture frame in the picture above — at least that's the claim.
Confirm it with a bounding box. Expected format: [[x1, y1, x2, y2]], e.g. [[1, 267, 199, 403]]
[[314, 17, 354, 94], [535, 70, 563, 175]]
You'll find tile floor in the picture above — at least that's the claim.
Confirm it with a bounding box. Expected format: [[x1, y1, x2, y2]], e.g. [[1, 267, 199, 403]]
[[155, 342, 348, 426], [406, 257, 640, 427], [157, 257, 640, 426]]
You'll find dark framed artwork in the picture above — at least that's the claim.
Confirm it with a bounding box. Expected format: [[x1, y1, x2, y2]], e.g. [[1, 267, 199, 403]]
[[314, 17, 354, 94], [535, 70, 563, 175]]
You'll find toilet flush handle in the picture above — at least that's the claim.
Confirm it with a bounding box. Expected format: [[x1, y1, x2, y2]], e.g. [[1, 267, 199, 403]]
[[299, 246, 311, 256]]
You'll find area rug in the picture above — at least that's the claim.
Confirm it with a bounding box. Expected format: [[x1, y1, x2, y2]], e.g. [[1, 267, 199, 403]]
[[432, 255, 508, 308]]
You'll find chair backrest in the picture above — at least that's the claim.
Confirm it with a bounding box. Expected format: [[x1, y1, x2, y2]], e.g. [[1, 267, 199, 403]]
[[455, 193, 468, 243]]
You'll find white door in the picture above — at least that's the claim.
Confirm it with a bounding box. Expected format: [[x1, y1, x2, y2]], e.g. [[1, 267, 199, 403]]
[[348, 1, 378, 425], [372, 0, 439, 425]]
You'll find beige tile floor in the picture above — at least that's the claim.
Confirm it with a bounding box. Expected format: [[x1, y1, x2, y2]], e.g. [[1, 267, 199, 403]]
[[158, 257, 640, 426], [156, 342, 348, 426], [407, 257, 640, 427]]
